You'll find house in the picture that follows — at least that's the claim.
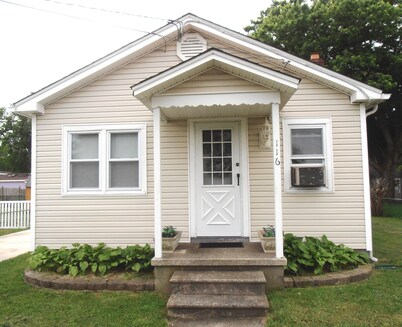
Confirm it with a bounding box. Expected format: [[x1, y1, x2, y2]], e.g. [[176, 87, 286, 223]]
[[0, 172, 30, 200], [12, 14, 389, 290]]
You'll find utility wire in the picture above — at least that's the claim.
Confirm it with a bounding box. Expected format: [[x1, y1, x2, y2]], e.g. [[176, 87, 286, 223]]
[[0, 0, 170, 35], [39, 0, 169, 22]]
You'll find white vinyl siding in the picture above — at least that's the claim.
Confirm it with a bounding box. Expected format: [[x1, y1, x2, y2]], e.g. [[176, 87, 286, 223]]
[[35, 42, 180, 247], [280, 79, 365, 249]]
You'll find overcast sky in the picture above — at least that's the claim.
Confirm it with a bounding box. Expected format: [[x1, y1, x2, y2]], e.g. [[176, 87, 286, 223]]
[[0, 0, 272, 109]]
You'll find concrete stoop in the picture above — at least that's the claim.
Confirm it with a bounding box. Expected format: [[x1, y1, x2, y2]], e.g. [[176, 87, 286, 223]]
[[167, 270, 269, 327]]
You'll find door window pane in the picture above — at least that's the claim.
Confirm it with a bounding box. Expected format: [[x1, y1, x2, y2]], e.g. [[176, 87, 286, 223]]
[[110, 162, 139, 188], [224, 173, 232, 185], [213, 143, 222, 156], [223, 158, 232, 172], [222, 130, 231, 142], [203, 143, 211, 157], [203, 173, 212, 185], [213, 173, 222, 185], [203, 130, 211, 142], [223, 143, 232, 156], [71, 134, 98, 159], [111, 133, 138, 159], [213, 158, 222, 172], [203, 158, 212, 172], [212, 130, 221, 142], [70, 162, 99, 188]]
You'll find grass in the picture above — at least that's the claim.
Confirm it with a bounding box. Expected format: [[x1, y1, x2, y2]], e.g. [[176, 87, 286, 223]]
[[0, 229, 26, 237], [0, 255, 167, 327], [372, 216, 402, 266], [266, 216, 402, 327], [382, 200, 402, 218], [0, 218, 401, 326]]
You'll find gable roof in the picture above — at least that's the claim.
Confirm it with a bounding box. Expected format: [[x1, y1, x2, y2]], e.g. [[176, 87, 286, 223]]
[[12, 13, 390, 116], [131, 48, 300, 109]]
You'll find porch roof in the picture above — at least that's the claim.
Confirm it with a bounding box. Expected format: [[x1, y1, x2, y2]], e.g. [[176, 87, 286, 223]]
[[131, 49, 300, 119]]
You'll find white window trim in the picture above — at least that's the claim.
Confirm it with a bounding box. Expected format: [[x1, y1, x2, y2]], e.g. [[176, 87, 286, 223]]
[[283, 118, 334, 193], [62, 123, 147, 196]]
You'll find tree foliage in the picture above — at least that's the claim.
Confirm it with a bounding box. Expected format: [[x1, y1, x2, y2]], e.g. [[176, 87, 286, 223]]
[[0, 108, 31, 172], [246, 0, 402, 197]]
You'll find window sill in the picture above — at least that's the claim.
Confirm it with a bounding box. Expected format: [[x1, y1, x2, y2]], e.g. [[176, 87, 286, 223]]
[[61, 190, 147, 197], [284, 187, 334, 194]]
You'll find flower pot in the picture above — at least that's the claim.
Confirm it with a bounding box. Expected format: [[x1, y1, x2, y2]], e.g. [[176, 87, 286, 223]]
[[258, 230, 276, 253], [162, 231, 182, 253]]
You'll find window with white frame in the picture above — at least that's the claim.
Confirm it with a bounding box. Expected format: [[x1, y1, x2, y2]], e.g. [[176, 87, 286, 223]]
[[63, 124, 147, 195], [283, 118, 333, 192]]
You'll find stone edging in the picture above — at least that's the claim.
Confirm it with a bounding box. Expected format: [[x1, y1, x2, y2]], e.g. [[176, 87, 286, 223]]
[[284, 265, 373, 288], [24, 270, 154, 291], [25, 265, 373, 291]]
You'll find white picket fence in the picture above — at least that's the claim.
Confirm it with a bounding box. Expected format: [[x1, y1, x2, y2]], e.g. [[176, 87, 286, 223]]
[[0, 201, 31, 229]]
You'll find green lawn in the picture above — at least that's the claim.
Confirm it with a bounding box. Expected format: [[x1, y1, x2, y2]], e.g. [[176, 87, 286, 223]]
[[0, 229, 26, 237], [266, 217, 402, 326], [0, 218, 401, 327], [0, 255, 168, 327]]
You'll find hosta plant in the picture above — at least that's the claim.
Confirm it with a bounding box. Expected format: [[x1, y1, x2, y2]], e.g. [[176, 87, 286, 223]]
[[29, 243, 154, 277], [284, 233, 369, 275]]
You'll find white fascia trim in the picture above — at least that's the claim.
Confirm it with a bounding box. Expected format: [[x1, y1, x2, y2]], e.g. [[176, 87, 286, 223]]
[[30, 115, 37, 251], [152, 91, 281, 109], [360, 104, 373, 252], [186, 21, 385, 102], [13, 25, 179, 113], [132, 50, 299, 98]]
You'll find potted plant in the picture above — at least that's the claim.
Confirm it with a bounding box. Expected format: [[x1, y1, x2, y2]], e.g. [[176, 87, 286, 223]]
[[258, 225, 276, 253], [162, 226, 182, 253]]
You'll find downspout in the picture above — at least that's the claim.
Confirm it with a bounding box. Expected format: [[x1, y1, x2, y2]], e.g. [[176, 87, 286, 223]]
[[368, 104, 379, 262], [360, 104, 378, 262], [366, 104, 378, 117]]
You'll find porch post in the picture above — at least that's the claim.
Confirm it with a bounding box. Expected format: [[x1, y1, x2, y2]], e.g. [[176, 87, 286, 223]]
[[153, 108, 162, 258], [272, 103, 284, 258]]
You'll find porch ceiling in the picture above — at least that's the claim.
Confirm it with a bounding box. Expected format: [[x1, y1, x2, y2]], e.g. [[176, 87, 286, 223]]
[[131, 49, 300, 119]]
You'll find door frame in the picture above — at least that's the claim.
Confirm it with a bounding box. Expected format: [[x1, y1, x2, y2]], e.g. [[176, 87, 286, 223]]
[[188, 117, 250, 240]]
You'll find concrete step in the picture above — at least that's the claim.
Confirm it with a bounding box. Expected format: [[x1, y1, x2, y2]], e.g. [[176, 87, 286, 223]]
[[170, 270, 266, 295], [168, 316, 267, 327], [167, 294, 269, 319]]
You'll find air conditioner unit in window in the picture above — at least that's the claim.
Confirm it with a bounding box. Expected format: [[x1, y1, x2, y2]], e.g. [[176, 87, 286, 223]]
[[291, 167, 325, 187]]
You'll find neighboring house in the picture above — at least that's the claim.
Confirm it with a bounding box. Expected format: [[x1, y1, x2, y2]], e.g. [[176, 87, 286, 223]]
[[0, 172, 30, 200], [0, 172, 29, 189], [12, 14, 389, 263]]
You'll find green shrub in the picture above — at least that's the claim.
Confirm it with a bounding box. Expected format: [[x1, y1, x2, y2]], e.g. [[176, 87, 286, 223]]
[[284, 233, 369, 275], [162, 226, 178, 238], [262, 225, 275, 237], [29, 243, 154, 277]]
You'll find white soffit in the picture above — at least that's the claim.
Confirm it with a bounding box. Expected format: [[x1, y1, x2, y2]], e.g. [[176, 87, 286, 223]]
[[131, 48, 300, 109]]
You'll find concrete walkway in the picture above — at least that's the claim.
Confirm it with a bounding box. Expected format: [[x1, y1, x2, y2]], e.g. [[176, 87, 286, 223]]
[[0, 229, 31, 262]]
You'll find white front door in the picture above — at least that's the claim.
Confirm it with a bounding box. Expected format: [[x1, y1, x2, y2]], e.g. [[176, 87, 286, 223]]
[[194, 122, 242, 237]]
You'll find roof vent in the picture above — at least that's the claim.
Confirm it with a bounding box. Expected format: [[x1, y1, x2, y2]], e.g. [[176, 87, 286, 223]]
[[177, 33, 207, 60]]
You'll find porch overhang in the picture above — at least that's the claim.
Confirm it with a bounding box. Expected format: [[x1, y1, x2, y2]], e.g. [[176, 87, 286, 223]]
[[131, 49, 300, 119]]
